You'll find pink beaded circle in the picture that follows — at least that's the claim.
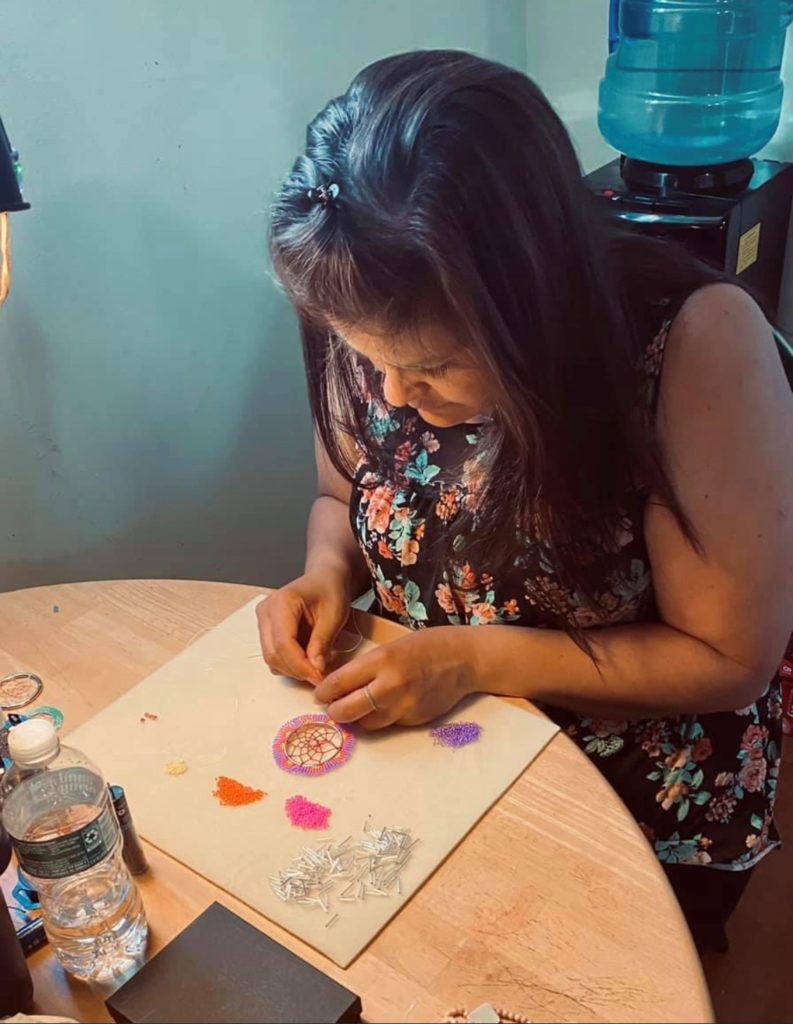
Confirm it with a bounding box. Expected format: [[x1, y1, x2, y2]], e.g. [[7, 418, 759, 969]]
[[272, 713, 355, 777]]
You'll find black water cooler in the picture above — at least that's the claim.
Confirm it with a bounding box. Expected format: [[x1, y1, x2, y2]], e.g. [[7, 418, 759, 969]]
[[585, 156, 793, 324], [585, 156, 793, 387]]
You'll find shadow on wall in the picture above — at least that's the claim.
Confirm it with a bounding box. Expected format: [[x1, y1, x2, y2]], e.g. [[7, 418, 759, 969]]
[[0, 180, 316, 592]]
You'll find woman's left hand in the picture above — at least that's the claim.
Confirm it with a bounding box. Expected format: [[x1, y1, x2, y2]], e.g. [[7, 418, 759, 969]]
[[313, 626, 475, 729]]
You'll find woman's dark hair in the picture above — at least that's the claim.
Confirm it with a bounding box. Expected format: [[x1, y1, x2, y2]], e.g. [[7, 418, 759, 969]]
[[270, 49, 729, 639]]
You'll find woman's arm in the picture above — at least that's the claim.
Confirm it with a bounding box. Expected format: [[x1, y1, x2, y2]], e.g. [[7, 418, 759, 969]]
[[463, 620, 768, 718], [316, 285, 793, 726], [468, 284, 793, 717], [305, 436, 369, 595], [257, 435, 368, 682]]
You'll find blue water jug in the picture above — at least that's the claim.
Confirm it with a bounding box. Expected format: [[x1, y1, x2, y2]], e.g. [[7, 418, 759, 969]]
[[599, 0, 793, 166]]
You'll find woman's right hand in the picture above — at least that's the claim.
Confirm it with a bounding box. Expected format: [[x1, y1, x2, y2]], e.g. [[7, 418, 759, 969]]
[[256, 569, 351, 685]]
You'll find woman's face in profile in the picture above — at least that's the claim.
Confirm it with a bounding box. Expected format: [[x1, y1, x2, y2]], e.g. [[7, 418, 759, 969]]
[[332, 319, 495, 428]]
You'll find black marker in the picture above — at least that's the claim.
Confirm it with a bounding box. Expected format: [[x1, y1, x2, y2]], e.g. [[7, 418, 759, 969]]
[[109, 784, 149, 876]]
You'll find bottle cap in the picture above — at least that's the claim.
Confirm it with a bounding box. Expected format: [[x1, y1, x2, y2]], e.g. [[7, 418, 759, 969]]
[[8, 718, 59, 764]]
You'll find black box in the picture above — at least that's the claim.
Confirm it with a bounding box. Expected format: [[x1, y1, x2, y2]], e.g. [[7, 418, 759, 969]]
[[105, 902, 362, 1024]]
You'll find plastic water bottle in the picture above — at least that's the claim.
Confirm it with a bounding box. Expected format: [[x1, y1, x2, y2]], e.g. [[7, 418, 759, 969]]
[[0, 719, 147, 981], [599, 0, 793, 166]]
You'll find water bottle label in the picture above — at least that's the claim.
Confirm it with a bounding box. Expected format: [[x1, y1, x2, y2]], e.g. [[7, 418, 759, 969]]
[[12, 805, 119, 880]]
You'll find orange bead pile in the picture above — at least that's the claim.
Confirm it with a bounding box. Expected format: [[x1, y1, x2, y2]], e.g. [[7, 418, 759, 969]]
[[212, 775, 266, 807]]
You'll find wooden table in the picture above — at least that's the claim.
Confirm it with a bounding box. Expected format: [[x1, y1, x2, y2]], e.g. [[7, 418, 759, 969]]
[[0, 580, 713, 1024]]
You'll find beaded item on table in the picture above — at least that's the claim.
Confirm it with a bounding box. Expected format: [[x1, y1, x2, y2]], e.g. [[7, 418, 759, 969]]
[[443, 1007, 531, 1024], [272, 713, 355, 777], [26, 705, 64, 730], [0, 671, 43, 710]]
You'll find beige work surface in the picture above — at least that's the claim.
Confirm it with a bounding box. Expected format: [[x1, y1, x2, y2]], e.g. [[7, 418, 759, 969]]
[[67, 595, 559, 966], [0, 580, 713, 1023]]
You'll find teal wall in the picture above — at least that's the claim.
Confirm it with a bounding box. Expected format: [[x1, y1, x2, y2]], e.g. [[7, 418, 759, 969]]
[[0, 0, 526, 590], [525, 0, 614, 173]]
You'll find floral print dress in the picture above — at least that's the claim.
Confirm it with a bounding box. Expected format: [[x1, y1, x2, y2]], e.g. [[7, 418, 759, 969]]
[[349, 315, 784, 872]]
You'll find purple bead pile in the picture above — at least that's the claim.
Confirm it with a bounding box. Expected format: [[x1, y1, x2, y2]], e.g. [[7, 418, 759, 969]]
[[430, 721, 483, 749]]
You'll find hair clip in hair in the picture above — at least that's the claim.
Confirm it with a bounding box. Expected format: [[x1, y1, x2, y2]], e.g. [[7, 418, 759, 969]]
[[307, 182, 340, 208]]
